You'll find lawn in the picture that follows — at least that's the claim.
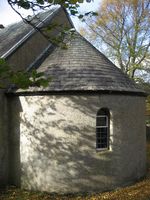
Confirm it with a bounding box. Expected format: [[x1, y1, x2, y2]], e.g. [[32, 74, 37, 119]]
[[0, 139, 150, 200]]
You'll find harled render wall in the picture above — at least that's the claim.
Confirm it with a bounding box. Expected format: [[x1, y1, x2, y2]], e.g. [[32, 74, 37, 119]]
[[0, 90, 9, 187], [10, 94, 146, 193]]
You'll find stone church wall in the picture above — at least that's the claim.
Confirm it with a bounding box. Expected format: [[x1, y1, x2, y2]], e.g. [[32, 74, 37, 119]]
[[9, 94, 146, 193]]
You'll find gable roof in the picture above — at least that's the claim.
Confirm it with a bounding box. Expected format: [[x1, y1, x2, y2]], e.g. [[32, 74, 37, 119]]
[[15, 32, 145, 96], [0, 6, 60, 59]]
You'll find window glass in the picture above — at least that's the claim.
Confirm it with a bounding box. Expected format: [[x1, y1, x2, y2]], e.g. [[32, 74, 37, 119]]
[[96, 108, 110, 150], [97, 116, 107, 127]]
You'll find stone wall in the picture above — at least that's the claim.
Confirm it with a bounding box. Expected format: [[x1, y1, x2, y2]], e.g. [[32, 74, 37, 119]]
[[9, 94, 146, 193], [0, 90, 9, 187]]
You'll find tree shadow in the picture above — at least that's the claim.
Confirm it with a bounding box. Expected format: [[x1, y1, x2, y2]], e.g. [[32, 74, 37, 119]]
[[8, 96, 22, 187], [8, 95, 144, 193]]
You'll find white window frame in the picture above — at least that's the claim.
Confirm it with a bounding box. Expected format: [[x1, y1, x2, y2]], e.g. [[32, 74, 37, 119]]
[[96, 115, 108, 128], [96, 112, 109, 150]]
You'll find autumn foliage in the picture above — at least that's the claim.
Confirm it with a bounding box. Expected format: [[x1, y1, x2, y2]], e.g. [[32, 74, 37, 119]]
[[81, 0, 150, 80]]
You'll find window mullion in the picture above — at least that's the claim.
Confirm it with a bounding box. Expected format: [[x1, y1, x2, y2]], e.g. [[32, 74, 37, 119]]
[[96, 109, 109, 150]]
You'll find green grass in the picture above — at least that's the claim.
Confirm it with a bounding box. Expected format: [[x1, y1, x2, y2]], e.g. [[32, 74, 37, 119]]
[[0, 140, 150, 200]]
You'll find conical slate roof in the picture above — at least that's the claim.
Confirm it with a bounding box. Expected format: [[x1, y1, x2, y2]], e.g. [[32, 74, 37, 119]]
[[25, 32, 143, 95]]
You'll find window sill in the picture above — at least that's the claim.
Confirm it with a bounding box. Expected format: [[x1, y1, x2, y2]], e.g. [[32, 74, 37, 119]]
[[96, 148, 111, 153]]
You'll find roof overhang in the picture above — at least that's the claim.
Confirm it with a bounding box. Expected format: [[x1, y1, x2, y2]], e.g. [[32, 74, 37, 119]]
[[6, 89, 147, 97]]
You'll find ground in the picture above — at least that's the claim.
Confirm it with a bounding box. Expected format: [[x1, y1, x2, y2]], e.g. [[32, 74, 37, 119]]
[[0, 137, 150, 200]]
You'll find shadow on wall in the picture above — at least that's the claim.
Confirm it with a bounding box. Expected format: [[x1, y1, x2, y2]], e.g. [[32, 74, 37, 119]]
[[9, 95, 131, 193], [8, 97, 22, 187]]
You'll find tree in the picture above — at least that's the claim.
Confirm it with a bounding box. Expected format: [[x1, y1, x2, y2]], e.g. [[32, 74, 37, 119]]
[[7, 0, 94, 20], [81, 0, 150, 79], [7, 0, 96, 42], [0, 59, 51, 89]]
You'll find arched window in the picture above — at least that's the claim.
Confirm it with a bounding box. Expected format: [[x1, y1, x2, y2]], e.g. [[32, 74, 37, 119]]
[[96, 108, 110, 150]]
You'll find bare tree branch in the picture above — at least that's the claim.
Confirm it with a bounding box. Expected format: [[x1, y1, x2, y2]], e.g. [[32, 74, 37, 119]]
[[81, 0, 150, 79]]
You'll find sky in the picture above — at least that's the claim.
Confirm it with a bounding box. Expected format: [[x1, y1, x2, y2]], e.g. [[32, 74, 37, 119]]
[[0, 0, 100, 29]]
